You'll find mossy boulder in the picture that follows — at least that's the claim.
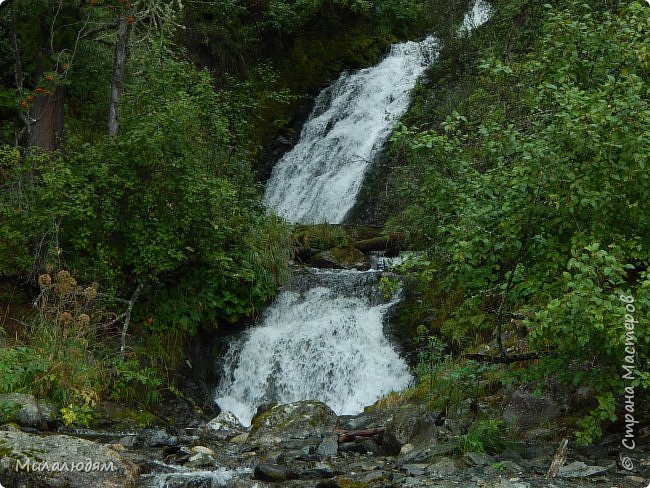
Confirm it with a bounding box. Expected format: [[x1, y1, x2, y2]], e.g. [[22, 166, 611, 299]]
[[311, 246, 369, 270], [249, 401, 337, 444], [0, 430, 139, 487]]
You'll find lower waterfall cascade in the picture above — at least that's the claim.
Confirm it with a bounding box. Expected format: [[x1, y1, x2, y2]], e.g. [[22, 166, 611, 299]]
[[214, 267, 412, 426]]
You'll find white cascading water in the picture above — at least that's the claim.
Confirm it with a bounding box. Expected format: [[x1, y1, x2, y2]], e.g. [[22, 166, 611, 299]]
[[215, 0, 491, 428], [215, 268, 411, 426], [263, 37, 439, 224], [460, 0, 492, 35]]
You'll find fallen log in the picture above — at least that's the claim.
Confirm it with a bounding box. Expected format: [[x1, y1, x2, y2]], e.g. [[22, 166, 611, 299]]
[[338, 427, 385, 443]]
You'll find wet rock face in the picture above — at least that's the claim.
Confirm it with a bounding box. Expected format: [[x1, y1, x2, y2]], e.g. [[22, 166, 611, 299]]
[[0, 430, 139, 488], [249, 400, 338, 443]]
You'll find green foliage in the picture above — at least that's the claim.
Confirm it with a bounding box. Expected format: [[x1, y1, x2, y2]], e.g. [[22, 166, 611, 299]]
[[0, 346, 46, 395], [378, 275, 400, 300], [382, 0, 650, 441], [458, 419, 510, 454], [60, 403, 95, 428], [526, 245, 650, 443], [0, 401, 21, 423], [110, 359, 163, 407], [293, 224, 351, 250]]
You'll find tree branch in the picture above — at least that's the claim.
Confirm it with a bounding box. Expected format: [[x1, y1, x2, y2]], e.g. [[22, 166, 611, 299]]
[[119, 282, 144, 360]]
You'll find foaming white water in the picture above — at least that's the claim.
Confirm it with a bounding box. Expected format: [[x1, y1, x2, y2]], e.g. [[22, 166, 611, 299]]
[[263, 37, 439, 224], [459, 0, 492, 35], [215, 270, 412, 426], [140, 466, 251, 488]]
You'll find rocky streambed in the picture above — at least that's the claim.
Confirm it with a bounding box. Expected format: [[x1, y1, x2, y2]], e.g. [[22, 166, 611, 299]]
[[1, 393, 649, 488]]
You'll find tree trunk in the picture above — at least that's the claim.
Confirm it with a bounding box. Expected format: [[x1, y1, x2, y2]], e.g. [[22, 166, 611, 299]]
[[108, 12, 130, 137], [28, 84, 65, 151]]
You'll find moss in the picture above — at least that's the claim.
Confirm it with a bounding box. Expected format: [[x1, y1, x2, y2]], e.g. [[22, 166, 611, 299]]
[[337, 478, 369, 488], [0, 439, 13, 458], [329, 246, 366, 266]]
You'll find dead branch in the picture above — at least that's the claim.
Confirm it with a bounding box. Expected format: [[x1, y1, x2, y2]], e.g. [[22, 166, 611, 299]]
[[119, 282, 144, 360], [546, 438, 568, 478]]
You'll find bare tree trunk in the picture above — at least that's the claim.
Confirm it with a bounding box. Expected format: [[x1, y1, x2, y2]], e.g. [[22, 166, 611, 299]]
[[108, 12, 130, 137], [28, 85, 65, 150]]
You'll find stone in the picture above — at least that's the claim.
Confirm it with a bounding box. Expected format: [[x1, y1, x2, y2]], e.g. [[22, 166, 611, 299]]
[[499, 460, 524, 473], [317, 435, 339, 457], [401, 463, 429, 476], [360, 438, 380, 455], [558, 460, 608, 478], [201, 410, 247, 442], [249, 401, 337, 444], [135, 428, 178, 448], [492, 480, 531, 488], [316, 480, 341, 488], [301, 462, 335, 479], [311, 246, 369, 270], [0, 393, 57, 430], [498, 447, 523, 463], [400, 443, 415, 455], [502, 390, 561, 431], [253, 463, 287, 482], [163, 446, 192, 465], [230, 432, 249, 443], [360, 470, 387, 483], [0, 430, 139, 488], [118, 435, 136, 448], [383, 406, 438, 455], [185, 446, 216, 468], [463, 451, 497, 467], [427, 457, 459, 477], [400, 441, 457, 464]]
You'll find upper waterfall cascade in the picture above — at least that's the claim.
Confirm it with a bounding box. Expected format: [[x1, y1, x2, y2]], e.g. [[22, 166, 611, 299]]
[[263, 37, 439, 224], [263, 0, 491, 224]]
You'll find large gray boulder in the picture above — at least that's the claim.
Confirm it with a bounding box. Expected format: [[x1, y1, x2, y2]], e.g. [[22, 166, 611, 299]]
[[0, 430, 139, 487], [383, 405, 438, 456], [249, 401, 337, 444], [0, 393, 57, 430]]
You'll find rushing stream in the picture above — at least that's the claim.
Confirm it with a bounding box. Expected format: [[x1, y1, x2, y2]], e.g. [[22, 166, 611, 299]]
[[215, 0, 491, 428]]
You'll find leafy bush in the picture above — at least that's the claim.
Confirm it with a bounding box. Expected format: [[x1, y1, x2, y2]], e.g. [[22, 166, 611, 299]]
[[382, 0, 649, 441], [526, 244, 650, 443], [110, 359, 163, 408]]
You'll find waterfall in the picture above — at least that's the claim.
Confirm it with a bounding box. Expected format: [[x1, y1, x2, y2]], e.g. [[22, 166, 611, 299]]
[[263, 37, 439, 224], [215, 268, 411, 426], [459, 0, 492, 35], [215, 1, 491, 427]]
